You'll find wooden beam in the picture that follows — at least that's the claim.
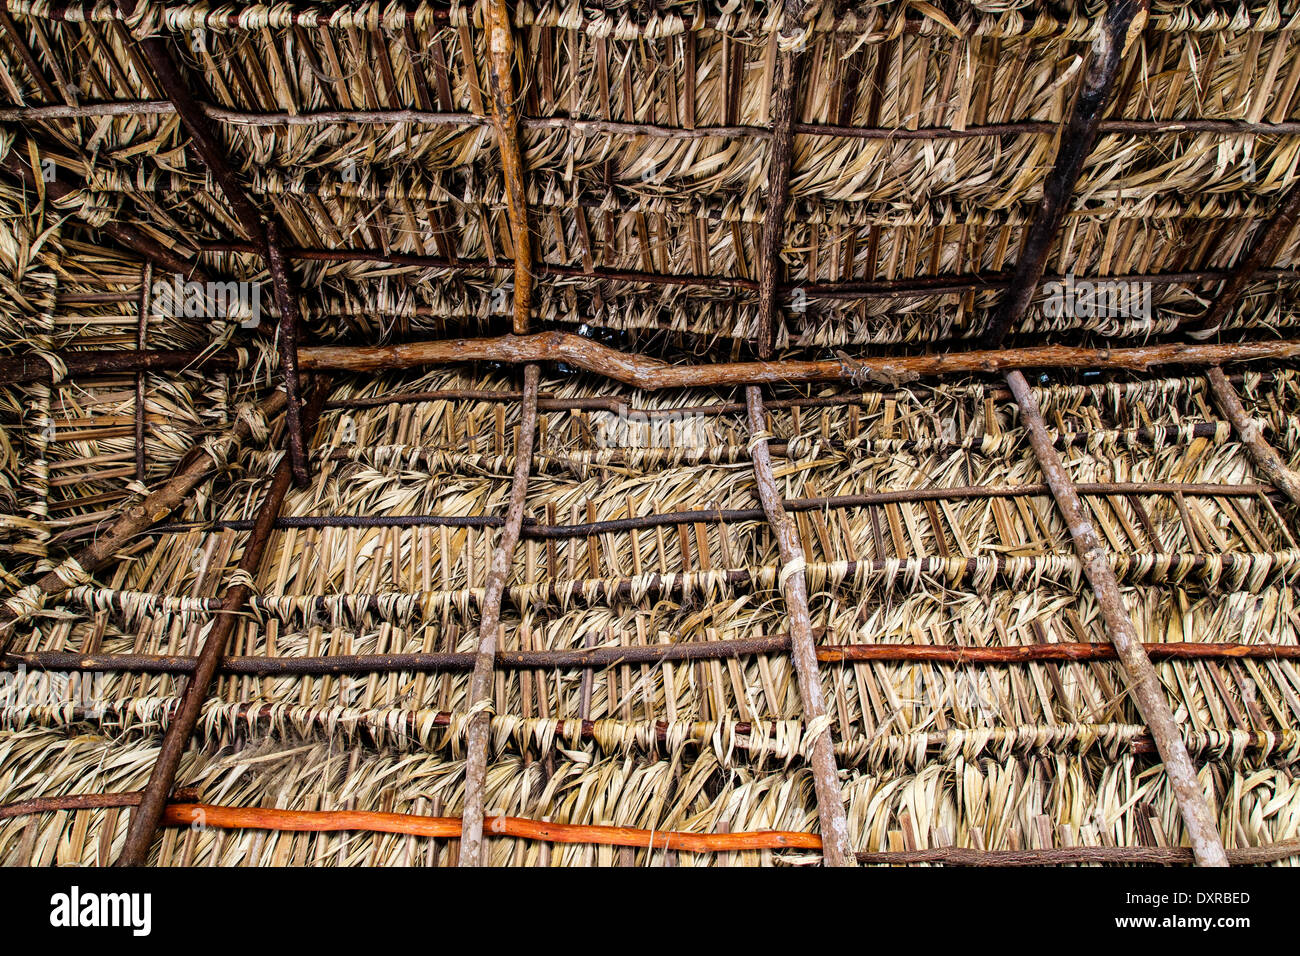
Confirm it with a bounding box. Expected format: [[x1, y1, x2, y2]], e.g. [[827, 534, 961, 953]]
[[8, 335, 1300, 390], [112, 379, 329, 866], [113, 0, 309, 473], [459, 364, 540, 866], [747, 385, 855, 867], [1186, 181, 1300, 338], [0, 390, 287, 655], [0, 146, 203, 280], [1205, 365, 1300, 505], [265, 222, 308, 484], [981, 0, 1148, 348], [756, 3, 809, 358], [481, 0, 532, 333], [1005, 368, 1228, 867]]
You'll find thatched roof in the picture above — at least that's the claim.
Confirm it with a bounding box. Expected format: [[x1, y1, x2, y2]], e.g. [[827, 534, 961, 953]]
[[3, 0, 1300, 867]]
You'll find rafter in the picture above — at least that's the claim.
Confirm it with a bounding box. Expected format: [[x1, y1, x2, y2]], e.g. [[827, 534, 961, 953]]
[[1005, 368, 1228, 867], [1186, 182, 1300, 339], [113, 379, 329, 866], [747, 385, 855, 867], [459, 364, 540, 866], [980, 0, 1148, 348]]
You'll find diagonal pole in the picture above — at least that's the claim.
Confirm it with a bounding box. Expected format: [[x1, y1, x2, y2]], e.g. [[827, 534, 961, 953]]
[[1005, 369, 1228, 867]]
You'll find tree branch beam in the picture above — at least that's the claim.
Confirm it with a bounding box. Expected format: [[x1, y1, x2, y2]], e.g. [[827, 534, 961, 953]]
[[1006, 368, 1228, 867], [981, 0, 1148, 348]]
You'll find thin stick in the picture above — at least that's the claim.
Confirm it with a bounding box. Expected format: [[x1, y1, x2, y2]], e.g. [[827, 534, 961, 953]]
[[981, 0, 1148, 348], [460, 365, 540, 866], [1006, 369, 1228, 867], [1205, 366, 1300, 505], [481, 0, 532, 334], [112, 381, 329, 866], [747, 385, 854, 867], [0, 390, 287, 655]]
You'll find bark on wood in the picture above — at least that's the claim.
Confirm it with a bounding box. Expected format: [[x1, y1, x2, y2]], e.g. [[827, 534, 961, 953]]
[[747, 385, 855, 867], [1006, 368, 1229, 867], [481, 0, 532, 334], [11, 639, 1300, 678], [459, 364, 540, 866], [113, 381, 328, 866], [1205, 366, 1300, 505], [8, 335, 1300, 391], [265, 221, 309, 485], [981, 0, 1149, 348]]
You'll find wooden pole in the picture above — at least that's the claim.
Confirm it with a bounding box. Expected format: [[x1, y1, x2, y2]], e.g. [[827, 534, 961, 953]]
[[265, 221, 309, 485], [755, 2, 808, 358], [0, 389, 287, 656], [481, 0, 532, 334], [134, 262, 152, 482], [7, 335, 1300, 391], [12, 639, 1300, 678], [1187, 182, 1300, 338], [113, 380, 329, 866], [747, 386, 855, 867], [981, 0, 1148, 348], [1005, 369, 1229, 867], [1205, 365, 1300, 505], [459, 364, 540, 866]]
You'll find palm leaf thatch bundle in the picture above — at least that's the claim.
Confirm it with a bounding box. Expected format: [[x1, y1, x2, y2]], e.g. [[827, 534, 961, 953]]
[[4, 0, 1300, 868]]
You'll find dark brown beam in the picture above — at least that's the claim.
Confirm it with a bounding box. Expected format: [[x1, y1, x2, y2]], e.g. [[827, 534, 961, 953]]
[[112, 379, 329, 866], [7, 335, 1300, 390], [10, 639, 1300, 677], [460, 364, 540, 866], [1186, 181, 1300, 338], [1006, 368, 1228, 867], [11, 101, 1300, 142], [265, 222, 308, 484], [131, 480, 1275, 541], [981, 0, 1149, 348], [113, 0, 309, 475]]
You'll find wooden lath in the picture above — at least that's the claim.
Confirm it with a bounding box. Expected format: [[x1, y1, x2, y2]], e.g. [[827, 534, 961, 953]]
[[113, 379, 330, 866]]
